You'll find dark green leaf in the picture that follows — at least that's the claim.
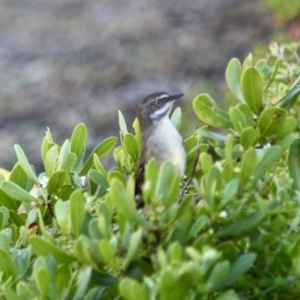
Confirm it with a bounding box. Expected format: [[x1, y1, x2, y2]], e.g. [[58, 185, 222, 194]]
[[209, 261, 230, 291], [218, 211, 264, 237], [216, 253, 256, 289]]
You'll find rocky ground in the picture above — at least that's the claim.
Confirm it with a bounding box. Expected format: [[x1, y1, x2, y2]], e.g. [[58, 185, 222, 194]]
[[0, 0, 275, 171]]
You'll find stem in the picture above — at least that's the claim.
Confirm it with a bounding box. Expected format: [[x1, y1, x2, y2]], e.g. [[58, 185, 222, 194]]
[[179, 142, 200, 202]]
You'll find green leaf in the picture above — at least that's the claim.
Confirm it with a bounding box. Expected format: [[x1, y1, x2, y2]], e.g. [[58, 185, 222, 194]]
[[9, 210, 25, 227], [133, 118, 141, 148], [29, 236, 75, 264], [119, 278, 148, 300], [123, 133, 140, 161], [197, 128, 226, 145], [216, 253, 256, 289], [70, 123, 87, 157], [188, 215, 209, 238], [171, 107, 182, 129], [221, 179, 239, 207], [143, 158, 159, 201], [56, 266, 72, 295], [47, 170, 67, 194], [88, 169, 109, 189], [107, 170, 126, 186], [200, 152, 213, 173], [93, 154, 107, 177], [70, 190, 86, 238], [225, 58, 244, 102], [241, 67, 263, 113], [254, 58, 268, 73], [0, 248, 17, 281], [61, 152, 77, 172], [277, 84, 300, 108], [1, 181, 40, 203], [193, 94, 232, 128], [209, 261, 230, 291], [229, 106, 248, 134], [0, 190, 17, 211], [45, 145, 59, 177], [123, 229, 143, 269], [0, 230, 10, 252], [36, 268, 50, 297], [257, 107, 286, 137], [240, 148, 257, 185], [288, 138, 300, 191], [119, 110, 128, 136], [154, 162, 179, 207], [2, 288, 22, 300], [266, 58, 281, 90], [277, 116, 297, 139], [218, 211, 265, 237], [216, 290, 240, 300], [14, 145, 38, 182], [236, 103, 255, 127], [80, 137, 118, 176], [9, 163, 28, 190], [253, 146, 281, 183], [242, 53, 252, 70], [98, 239, 114, 263], [111, 179, 148, 226], [240, 127, 259, 149]]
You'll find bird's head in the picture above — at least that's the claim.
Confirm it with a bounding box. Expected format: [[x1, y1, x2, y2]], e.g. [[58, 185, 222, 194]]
[[137, 92, 183, 127]]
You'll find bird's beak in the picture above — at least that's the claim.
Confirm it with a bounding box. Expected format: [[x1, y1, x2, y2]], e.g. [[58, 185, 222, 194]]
[[169, 93, 184, 101]]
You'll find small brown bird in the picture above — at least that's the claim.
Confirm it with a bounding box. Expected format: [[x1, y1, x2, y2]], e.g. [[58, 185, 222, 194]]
[[135, 92, 186, 199]]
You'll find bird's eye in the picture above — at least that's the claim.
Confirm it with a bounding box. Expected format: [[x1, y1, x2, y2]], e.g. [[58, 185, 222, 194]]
[[156, 100, 161, 105]]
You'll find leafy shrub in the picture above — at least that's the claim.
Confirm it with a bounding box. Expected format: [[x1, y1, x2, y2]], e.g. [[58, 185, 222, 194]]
[[0, 42, 300, 299]]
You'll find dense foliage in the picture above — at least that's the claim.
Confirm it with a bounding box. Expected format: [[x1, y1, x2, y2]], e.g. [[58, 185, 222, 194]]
[[0, 42, 300, 299]]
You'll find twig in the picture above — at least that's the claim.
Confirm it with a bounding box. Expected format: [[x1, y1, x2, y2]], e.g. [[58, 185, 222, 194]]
[[179, 142, 200, 201]]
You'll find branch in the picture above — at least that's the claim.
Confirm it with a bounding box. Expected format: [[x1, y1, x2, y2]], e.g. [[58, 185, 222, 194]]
[[179, 142, 200, 202]]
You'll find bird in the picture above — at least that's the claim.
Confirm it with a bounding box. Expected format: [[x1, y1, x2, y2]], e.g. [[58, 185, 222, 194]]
[[135, 92, 186, 200]]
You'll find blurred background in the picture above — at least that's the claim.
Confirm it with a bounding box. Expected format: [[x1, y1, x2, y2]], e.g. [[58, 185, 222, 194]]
[[0, 0, 299, 172]]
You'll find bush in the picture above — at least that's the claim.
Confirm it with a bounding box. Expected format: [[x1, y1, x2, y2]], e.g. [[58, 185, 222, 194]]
[[0, 41, 300, 299]]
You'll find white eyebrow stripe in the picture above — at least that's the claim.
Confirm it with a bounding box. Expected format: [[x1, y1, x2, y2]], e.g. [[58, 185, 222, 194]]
[[156, 94, 169, 100], [150, 104, 170, 119]]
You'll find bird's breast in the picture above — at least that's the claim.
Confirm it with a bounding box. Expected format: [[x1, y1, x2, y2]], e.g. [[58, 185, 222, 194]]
[[145, 118, 186, 176]]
